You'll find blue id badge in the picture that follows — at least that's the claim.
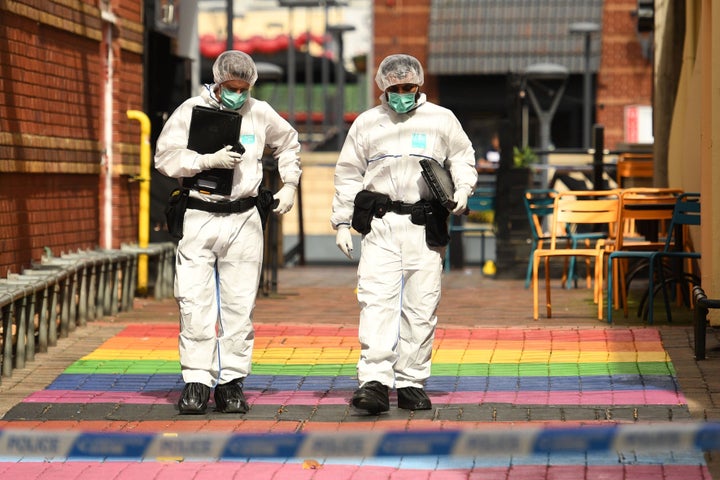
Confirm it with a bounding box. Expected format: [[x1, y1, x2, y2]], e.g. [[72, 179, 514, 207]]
[[411, 133, 427, 148], [241, 134, 255, 145]]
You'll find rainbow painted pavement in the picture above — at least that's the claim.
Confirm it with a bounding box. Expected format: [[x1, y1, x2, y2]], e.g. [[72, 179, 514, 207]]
[[0, 323, 711, 479]]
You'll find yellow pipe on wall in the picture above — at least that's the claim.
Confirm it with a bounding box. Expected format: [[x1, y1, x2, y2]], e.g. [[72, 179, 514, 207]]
[[126, 110, 151, 295]]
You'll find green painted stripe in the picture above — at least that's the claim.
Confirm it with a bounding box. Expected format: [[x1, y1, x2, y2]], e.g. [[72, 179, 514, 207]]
[[65, 360, 181, 374], [443, 362, 675, 376], [64, 360, 675, 377], [252, 364, 358, 376]]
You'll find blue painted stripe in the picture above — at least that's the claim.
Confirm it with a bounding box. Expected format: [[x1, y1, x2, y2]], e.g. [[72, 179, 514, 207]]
[[43, 374, 681, 393]]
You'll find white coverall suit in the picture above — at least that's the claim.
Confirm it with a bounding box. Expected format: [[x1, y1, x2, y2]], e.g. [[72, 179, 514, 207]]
[[155, 85, 301, 387], [331, 93, 477, 389]]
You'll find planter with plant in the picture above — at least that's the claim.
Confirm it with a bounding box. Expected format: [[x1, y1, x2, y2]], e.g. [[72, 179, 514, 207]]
[[513, 145, 537, 169], [508, 146, 535, 188]]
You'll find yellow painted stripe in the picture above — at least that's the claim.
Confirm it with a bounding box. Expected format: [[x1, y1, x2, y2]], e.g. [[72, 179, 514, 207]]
[[103, 336, 666, 353], [83, 349, 179, 361], [86, 347, 670, 364]]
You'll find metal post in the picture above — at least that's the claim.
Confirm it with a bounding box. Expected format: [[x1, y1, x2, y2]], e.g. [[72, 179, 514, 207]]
[[328, 24, 354, 150], [592, 124, 605, 190], [321, 4, 329, 136], [523, 63, 568, 189], [582, 33, 592, 149], [226, 0, 233, 51], [305, 27, 313, 143], [334, 32, 344, 150], [569, 22, 599, 150], [287, 8, 296, 126]]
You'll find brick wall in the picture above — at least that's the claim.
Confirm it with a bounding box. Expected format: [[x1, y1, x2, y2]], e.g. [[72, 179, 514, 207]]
[[596, 0, 654, 149], [372, 0, 438, 103], [0, 173, 99, 273], [0, 0, 144, 277]]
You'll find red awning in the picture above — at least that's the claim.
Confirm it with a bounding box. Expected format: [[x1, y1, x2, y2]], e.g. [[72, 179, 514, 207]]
[[200, 33, 327, 59]]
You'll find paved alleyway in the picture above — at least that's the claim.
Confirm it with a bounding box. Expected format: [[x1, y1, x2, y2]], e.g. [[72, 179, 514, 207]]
[[1, 266, 719, 479]]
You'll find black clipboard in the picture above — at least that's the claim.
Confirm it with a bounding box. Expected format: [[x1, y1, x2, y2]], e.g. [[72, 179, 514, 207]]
[[183, 106, 242, 195], [420, 159, 457, 209]]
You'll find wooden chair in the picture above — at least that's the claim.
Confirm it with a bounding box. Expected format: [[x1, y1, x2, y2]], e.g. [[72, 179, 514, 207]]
[[532, 190, 620, 321], [523, 189, 605, 289], [606, 188, 683, 318]]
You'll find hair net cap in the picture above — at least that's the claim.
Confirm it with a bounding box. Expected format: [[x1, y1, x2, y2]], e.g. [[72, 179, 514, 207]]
[[375, 54, 424, 91], [213, 50, 258, 86]]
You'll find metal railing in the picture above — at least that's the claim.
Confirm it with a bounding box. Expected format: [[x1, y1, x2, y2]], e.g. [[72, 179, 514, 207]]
[[0, 242, 176, 381]]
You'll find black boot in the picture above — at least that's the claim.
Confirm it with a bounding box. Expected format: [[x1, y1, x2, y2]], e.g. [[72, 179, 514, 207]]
[[214, 378, 249, 413], [397, 387, 432, 410], [351, 381, 389, 414], [178, 382, 211, 414]]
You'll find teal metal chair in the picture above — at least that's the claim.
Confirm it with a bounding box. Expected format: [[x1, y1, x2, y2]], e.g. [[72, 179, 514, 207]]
[[606, 193, 701, 324], [444, 187, 495, 272], [523, 189, 557, 288]]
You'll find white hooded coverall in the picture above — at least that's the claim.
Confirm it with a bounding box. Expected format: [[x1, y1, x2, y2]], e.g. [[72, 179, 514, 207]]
[[331, 93, 477, 389], [155, 86, 301, 387]]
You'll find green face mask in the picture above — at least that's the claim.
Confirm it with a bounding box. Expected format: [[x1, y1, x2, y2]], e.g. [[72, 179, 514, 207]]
[[221, 89, 248, 110], [387, 92, 416, 114]]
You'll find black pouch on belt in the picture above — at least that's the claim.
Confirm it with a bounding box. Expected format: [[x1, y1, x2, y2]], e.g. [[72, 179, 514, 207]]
[[165, 188, 190, 239], [255, 186, 279, 230], [351, 190, 390, 235], [423, 200, 451, 247], [410, 201, 428, 226]]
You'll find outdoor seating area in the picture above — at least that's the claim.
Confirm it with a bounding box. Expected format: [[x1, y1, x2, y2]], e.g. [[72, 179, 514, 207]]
[[527, 188, 703, 325]]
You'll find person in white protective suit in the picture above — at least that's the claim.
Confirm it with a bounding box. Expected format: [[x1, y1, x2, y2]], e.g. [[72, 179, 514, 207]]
[[331, 54, 477, 414], [155, 50, 301, 415]]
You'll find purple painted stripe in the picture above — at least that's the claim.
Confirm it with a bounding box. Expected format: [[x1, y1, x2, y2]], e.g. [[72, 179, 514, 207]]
[[21, 389, 686, 406]]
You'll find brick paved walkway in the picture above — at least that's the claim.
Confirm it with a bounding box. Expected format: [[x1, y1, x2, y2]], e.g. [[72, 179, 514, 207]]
[[1, 266, 719, 479]]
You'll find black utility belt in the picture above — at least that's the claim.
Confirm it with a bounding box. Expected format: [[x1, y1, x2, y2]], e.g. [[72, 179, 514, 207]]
[[351, 190, 450, 246], [187, 196, 256, 214], [386, 201, 416, 215]]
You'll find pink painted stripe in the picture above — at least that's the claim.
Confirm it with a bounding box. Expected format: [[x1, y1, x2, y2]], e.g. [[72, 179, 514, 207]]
[[0, 463, 708, 479], [21, 389, 686, 406], [116, 324, 665, 340]]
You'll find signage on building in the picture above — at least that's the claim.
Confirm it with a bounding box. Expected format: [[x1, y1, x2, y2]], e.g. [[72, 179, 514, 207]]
[[624, 105, 653, 144]]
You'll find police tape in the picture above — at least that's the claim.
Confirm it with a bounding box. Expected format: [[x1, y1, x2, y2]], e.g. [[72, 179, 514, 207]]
[[2, 422, 720, 461]]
